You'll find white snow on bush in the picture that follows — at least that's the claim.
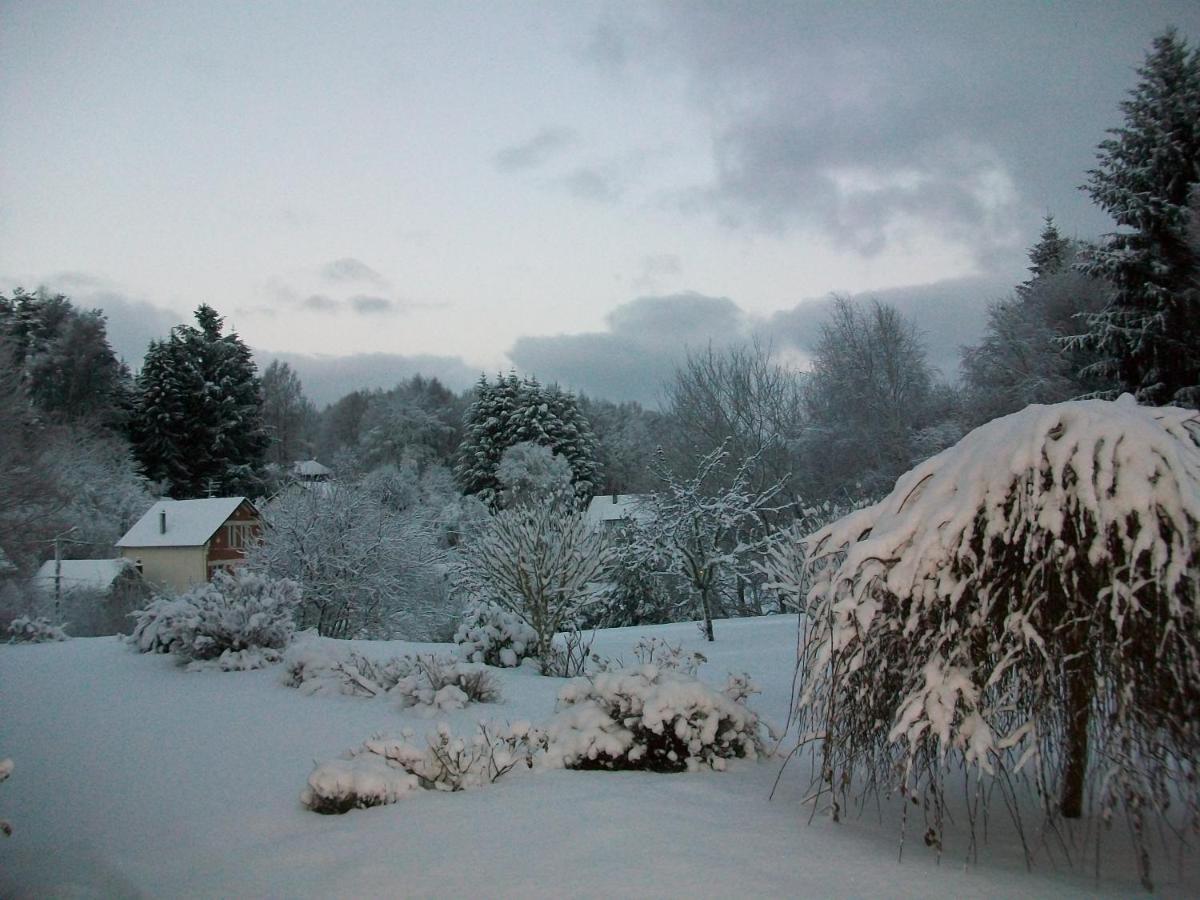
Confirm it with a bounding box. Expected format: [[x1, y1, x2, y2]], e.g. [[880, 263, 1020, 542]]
[[128, 570, 299, 663], [7, 616, 69, 643], [543, 664, 770, 772], [453, 600, 537, 668]]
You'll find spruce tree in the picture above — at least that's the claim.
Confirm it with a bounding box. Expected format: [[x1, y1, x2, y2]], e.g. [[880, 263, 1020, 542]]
[[455, 373, 600, 507], [1080, 29, 1200, 407], [132, 305, 268, 498]]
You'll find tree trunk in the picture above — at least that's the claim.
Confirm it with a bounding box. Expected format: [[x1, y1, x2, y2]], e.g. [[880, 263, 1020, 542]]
[[1059, 639, 1093, 819], [699, 584, 715, 642]]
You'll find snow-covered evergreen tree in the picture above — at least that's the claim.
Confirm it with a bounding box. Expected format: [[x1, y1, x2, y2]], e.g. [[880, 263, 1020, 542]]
[[455, 373, 600, 507], [0, 288, 132, 428], [962, 221, 1113, 424], [132, 305, 269, 498], [775, 397, 1200, 888], [1078, 29, 1200, 407]]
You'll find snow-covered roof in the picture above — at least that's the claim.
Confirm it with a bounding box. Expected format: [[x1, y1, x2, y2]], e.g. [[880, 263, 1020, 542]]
[[117, 497, 252, 549], [586, 493, 651, 526], [33, 558, 134, 594], [293, 459, 332, 478]]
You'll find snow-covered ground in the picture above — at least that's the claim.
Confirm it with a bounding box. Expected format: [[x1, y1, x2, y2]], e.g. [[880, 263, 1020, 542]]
[[0, 617, 1191, 898]]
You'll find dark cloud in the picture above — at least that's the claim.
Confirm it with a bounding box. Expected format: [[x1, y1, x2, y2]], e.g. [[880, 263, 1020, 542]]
[[348, 294, 396, 314], [598, 1, 1200, 270], [301, 293, 338, 312], [509, 292, 748, 406], [494, 127, 578, 173], [509, 277, 1009, 406], [767, 274, 1010, 380], [253, 350, 479, 407], [320, 257, 388, 288], [559, 164, 626, 202], [632, 253, 682, 291]]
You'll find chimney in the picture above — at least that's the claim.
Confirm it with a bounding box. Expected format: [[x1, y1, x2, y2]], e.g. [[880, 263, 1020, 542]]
[[159, 509, 167, 534]]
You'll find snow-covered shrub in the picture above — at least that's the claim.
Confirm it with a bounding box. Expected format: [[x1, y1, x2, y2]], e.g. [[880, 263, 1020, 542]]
[[302, 722, 535, 813], [185, 647, 283, 672], [543, 665, 771, 773], [0, 757, 11, 837], [456, 500, 611, 663], [128, 570, 299, 663], [282, 644, 416, 697], [632, 636, 707, 676], [777, 398, 1200, 886], [453, 600, 537, 668], [7, 615, 69, 643], [393, 656, 501, 711]]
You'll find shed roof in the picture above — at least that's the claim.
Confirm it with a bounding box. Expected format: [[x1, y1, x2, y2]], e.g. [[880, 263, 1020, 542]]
[[116, 497, 252, 549], [585, 493, 651, 525], [34, 558, 134, 594]]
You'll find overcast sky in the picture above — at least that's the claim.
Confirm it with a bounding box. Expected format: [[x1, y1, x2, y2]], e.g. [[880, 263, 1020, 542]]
[[3, 1, 1198, 405]]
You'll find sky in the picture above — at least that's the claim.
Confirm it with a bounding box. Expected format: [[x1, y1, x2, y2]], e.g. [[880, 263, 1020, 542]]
[[3, 1, 1198, 406]]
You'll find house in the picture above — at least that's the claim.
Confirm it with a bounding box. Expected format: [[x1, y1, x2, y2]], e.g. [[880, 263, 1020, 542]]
[[292, 459, 332, 483], [116, 497, 262, 595], [585, 493, 652, 531], [32, 557, 147, 636]]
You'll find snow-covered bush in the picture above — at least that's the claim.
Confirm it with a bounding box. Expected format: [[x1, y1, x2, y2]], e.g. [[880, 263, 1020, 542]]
[[128, 570, 299, 663], [7, 615, 69, 643], [456, 501, 610, 662], [302, 722, 535, 814], [282, 644, 416, 697], [185, 647, 283, 672], [543, 665, 771, 773], [453, 600, 537, 667], [281, 644, 500, 709], [393, 656, 501, 711], [632, 636, 707, 676], [777, 398, 1200, 886]]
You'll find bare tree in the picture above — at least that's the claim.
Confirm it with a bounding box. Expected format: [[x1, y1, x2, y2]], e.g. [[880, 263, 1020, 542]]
[[624, 443, 783, 641], [799, 297, 940, 500], [664, 339, 805, 505]]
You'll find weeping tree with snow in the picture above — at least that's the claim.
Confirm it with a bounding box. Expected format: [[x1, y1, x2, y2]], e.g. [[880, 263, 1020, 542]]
[[626, 442, 784, 641], [770, 397, 1200, 887]]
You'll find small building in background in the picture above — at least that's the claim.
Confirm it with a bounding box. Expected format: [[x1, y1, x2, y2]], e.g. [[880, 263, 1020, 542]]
[[292, 459, 332, 483], [116, 497, 261, 595], [585, 493, 652, 531]]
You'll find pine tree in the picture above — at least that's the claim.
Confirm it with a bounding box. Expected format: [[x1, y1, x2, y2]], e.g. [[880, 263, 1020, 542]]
[[1080, 29, 1200, 407], [132, 305, 268, 498], [455, 373, 600, 507], [0, 288, 132, 428], [1025, 216, 1071, 283]]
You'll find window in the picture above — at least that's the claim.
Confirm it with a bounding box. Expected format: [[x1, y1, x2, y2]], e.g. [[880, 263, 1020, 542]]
[[225, 522, 257, 549]]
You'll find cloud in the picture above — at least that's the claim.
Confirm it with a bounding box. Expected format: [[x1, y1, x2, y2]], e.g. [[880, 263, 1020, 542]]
[[253, 350, 480, 407], [301, 293, 338, 312], [509, 292, 749, 406], [320, 257, 388, 288], [592, 2, 1199, 269], [348, 294, 397, 314], [559, 164, 626, 202], [509, 276, 1009, 406], [632, 253, 682, 291], [494, 127, 578, 173]]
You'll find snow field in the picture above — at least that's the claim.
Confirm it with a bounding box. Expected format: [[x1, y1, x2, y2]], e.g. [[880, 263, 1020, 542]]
[[0, 617, 1188, 897]]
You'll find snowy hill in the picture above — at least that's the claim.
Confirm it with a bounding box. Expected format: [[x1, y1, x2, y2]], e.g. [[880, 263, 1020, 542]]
[[0, 617, 1186, 897]]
